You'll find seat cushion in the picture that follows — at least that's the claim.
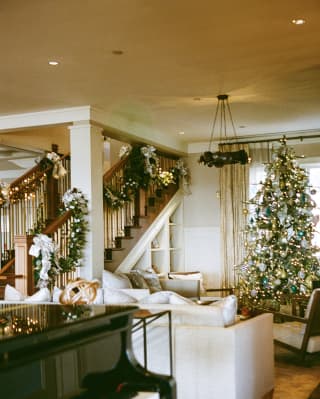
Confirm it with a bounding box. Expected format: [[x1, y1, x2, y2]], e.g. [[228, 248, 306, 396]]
[[273, 321, 320, 353]]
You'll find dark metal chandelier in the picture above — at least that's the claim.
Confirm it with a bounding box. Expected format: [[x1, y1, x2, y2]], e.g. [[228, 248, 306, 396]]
[[198, 94, 249, 168]]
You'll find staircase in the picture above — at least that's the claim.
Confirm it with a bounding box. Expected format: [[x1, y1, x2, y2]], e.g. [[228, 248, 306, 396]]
[[0, 143, 185, 298], [104, 185, 180, 273], [103, 145, 183, 274]]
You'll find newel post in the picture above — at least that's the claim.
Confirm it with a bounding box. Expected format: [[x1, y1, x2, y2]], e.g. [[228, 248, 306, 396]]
[[14, 235, 35, 296], [46, 144, 60, 223]]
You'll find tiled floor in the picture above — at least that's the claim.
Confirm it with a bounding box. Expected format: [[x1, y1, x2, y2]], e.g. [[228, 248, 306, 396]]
[[273, 346, 320, 399]]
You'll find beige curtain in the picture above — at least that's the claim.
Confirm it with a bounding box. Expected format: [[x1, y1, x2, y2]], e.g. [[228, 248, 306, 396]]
[[219, 143, 249, 288]]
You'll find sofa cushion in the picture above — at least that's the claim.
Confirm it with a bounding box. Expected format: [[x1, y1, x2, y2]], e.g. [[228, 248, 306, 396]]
[[140, 291, 171, 304], [119, 288, 150, 301], [5, 284, 53, 303], [103, 287, 137, 304], [4, 284, 26, 301], [25, 288, 51, 303], [273, 321, 320, 353], [138, 294, 237, 327], [102, 270, 132, 289], [139, 291, 195, 305]]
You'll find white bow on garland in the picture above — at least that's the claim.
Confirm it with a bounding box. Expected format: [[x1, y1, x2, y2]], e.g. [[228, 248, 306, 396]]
[[29, 233, 60, 286], [46, 152, 67, 179]]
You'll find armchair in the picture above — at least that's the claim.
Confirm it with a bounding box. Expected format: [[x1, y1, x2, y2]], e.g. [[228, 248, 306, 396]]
[[273, 288, 320, 361]]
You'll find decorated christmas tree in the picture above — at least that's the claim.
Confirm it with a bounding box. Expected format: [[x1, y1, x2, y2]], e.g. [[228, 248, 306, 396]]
[[238, 139, 320, 310]]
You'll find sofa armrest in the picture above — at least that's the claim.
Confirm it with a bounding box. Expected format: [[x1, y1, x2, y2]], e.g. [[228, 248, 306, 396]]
[[160, 279, 200, 298]]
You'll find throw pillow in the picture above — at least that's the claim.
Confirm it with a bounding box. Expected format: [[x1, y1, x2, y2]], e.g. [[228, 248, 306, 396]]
[[138, 269, 162, 293], [126, 271, 149, 289], [4, 284, 26, 301], [214, 295, 237, 326], [103, 287, 137, 304], [25, 288, 51, 303], [102, 270, 132, 289]]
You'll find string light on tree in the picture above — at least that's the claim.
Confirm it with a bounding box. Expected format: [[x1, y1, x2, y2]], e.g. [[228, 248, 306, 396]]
[[238, 137, 320, 310]]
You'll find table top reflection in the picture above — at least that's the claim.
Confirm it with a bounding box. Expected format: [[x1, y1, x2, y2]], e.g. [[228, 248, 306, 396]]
[[0, 303, 138, 368]]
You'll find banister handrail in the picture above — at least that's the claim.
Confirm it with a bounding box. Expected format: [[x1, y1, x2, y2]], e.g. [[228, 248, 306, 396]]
[[0, 258, 15, 276], [103, 155, 128, 182], [42, 210, 72, 235], [10, 153, 70, 188]]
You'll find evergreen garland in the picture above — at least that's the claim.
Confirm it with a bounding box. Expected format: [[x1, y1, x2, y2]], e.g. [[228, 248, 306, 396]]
[[104, 144, 190, 209]]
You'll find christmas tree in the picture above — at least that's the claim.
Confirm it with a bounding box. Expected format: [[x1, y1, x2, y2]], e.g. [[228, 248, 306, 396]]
[[238, 139, 320, 310]]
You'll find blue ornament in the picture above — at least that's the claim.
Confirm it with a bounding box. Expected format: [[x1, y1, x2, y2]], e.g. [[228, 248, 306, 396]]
[[265, 207, 271, 217], [290, 285, 297, 293]]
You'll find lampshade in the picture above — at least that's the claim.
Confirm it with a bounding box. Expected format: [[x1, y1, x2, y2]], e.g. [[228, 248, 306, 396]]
[[198, 94, 249, 168]]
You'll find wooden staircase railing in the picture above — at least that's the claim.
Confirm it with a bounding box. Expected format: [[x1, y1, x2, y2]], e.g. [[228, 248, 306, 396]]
[[0, 151, 71, 297], [103, 147, 179, 270], [0, 210, 76, 297]]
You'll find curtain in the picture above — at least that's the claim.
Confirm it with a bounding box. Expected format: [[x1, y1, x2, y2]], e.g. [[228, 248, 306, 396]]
[[219, 143, 249, 288]]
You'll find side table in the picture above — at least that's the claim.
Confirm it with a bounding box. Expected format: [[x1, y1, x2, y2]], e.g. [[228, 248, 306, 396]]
[[132, 309, 173, 377]]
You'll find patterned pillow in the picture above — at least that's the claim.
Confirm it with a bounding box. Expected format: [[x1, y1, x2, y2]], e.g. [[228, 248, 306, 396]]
[[138, 269, 162, 293], [126, 271, 149, 289]]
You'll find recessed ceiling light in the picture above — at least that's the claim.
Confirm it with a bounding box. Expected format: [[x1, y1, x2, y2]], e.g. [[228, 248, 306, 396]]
[[112, 50, 124, 55], [48, 60, 59, 66], [292, 18, 306, 25]]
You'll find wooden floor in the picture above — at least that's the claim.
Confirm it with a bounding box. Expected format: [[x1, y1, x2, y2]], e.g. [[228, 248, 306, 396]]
[[273, 345, 320, 399]]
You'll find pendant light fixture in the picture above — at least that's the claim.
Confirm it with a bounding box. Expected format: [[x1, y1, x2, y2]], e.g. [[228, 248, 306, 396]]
[[198, 94, 249, 168]]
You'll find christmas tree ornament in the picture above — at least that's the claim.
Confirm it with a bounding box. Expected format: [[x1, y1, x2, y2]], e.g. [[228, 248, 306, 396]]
[[290, 285, 298, 294]]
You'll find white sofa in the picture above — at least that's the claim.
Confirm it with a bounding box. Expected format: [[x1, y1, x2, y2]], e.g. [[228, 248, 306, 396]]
[[133, 303, 274, 399]]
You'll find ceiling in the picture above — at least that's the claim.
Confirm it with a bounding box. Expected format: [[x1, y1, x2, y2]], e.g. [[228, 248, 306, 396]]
[[1, 0, 320, 148]]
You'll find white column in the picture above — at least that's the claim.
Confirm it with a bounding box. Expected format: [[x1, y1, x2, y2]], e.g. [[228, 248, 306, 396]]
[[69, 122, 104, 280]]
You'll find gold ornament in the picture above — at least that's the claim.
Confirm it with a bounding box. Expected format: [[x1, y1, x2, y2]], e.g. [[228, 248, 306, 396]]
[[280, 270, 287, 279]]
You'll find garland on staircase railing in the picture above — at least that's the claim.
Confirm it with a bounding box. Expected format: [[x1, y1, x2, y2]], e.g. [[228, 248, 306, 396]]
[[0, 151, 67, 206], [104, 144, 190, 209], [29, 188, 88, 288]]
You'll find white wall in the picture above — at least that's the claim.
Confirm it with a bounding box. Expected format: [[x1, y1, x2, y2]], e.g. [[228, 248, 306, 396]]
[[183, 154, 222, 289]]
